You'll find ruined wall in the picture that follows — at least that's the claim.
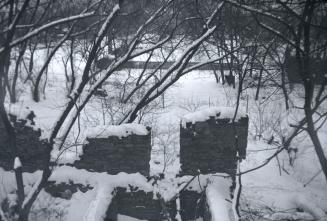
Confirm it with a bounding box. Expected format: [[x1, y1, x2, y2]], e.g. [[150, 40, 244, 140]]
[[0, 111, 248, 221], [179, 190, 206, 221], [45, 181, 93, 200], [0, 115, 48, 172], [105, 187, 176, 221], [180, 116, 248, 176], [74, 132, 151, 176]]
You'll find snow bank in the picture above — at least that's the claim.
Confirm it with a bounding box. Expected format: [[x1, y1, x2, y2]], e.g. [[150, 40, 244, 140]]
[[49, 166, 154, 221], [50, 144, 83, 164], [48, 168, 234, 221], [205, 176, 234, 221], [86, 123, 149, 139], [117, 214, 147, 221], [8, 106, 32, 120], [263, 195, 327, 221], [6, 105, 40, 131], [178, 174, 229, 193], [181, 107, 246, 127], [177, 174, 235, 221], [267, 212, 313, 221], [83, 185, 114, 221], [50, 166, 153, 192], [292, 195, 327, 221], [206, 186, 230, 221], [5, 99, 64, 140]]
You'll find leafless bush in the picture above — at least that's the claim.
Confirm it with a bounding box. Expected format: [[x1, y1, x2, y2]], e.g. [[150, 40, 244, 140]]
[[152, 123, 179, 173], [29, 195, 65, 221], [178, 97, 208, 113]]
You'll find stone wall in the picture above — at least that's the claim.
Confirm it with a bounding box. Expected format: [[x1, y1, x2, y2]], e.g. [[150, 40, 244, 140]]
[[179, 190, 206, 221], [105, 187, 176, 221], [74, 132, 151, 176], [0, 115, 48, 172], [180, 116, 248, 176], [1, 111, 249, 220], [45, 181, 93, 200]]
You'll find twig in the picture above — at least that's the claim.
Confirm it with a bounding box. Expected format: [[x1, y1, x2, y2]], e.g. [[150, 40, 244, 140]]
[[303, 170, 322, 187]]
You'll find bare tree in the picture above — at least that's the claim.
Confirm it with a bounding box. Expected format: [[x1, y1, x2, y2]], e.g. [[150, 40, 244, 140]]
[[224, 0, 327, 182], [0, 0, 232, 220]]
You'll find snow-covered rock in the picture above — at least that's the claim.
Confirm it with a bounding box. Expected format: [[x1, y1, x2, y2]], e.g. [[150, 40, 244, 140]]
[[181, 107, 246, 127], [86, 123, 149, 139]]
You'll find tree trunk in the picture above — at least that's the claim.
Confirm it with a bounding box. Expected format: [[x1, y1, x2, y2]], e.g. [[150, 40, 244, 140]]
[[69, 39, 75, 94], [33, 33, 69, 102], [11, 44, 27, 103], [280, 68, 289, 110], [305, 111, 327, 181]]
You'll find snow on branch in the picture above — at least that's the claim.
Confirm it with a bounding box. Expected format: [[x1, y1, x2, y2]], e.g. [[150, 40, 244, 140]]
[[206, 1, 225, 27], [130, 35, 171, 59], [95, 4, 120, 43], [225, 0, 293, 28], [181, 51, 235, 74], [0, 12, 94, 53], [128, 0, 174, 45], [22, 175, 43, 209], [253, 17, 301, 52], [150, 26, 217, 92], [225, 0, 300, 49]]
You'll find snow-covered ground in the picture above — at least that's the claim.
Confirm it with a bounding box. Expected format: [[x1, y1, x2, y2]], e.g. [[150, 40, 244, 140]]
[[150, 72, 327, 219], [1, 47, 327, 221]]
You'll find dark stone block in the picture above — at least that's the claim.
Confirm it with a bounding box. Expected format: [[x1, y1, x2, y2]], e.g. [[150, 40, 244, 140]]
[[105, 187, 176, 221], [45, 181, 93, 199], [73, 131, 151, 176], [180, 116, 248, 176], [0, 114, 48, 172], [180, 190, 205, 221]]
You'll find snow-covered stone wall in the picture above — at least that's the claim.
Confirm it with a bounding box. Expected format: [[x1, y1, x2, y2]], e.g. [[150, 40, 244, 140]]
[[105, 187, 176, 221], [0, 114, 48, 172], [178, 175, 235, 221], [74, 126, 151, 176], [180, 108, 248, 176], [180, 190, 207, 220]]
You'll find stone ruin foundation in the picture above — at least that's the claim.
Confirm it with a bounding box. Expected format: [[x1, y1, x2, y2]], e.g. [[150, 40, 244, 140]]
[[0, 109, 249, 221], [178, 112, 248, 220], [179, 190, 207, 221], [180, 115, 249, 176], [73, 128, 151, 176], [0, 113, 48, 172], [105, 187, 176, 221]]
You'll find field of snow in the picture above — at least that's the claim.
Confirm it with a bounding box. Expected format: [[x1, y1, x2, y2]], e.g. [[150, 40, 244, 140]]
[[1, 47, 327, 221]]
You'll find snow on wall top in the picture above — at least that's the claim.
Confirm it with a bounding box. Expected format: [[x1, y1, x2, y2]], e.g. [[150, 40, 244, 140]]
[[14, 157, 22, 169], [49, 166, 154, 221], [86, 123, 149, 139], [8, 106, 32, 120], [181, 107, 246, 127]]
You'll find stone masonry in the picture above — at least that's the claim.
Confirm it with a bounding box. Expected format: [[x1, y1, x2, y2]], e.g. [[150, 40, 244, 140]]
[[0, 110, 249, 221], [180, 116, 248, 176], [180, 190, 206, 221], [0, 114, 48, 172], [105, 187, 176, 221], [74, 130, 151, 176]]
